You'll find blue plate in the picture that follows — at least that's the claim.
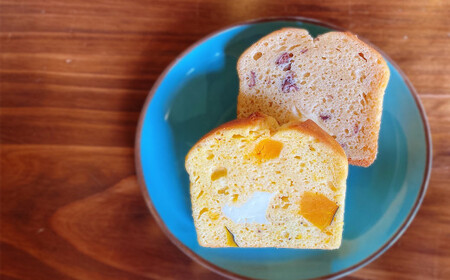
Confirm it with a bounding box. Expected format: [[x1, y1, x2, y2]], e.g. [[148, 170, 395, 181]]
[[136, 18, 432, 280]]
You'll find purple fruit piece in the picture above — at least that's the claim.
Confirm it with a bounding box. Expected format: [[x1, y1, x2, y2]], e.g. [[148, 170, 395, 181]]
[[320, 114, 331, 121], [281, 72, 299, 93], [276, 52, 293, 71], [248, 71, 256, 88], [276, 52, 291, 65]]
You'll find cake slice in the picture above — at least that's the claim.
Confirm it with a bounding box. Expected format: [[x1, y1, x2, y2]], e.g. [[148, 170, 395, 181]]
[[185, 113, 348, 249], [237, 28, 390, 167]]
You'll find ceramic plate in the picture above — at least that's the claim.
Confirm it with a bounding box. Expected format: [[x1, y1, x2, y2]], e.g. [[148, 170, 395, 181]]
[[135, 18, 431, 280]]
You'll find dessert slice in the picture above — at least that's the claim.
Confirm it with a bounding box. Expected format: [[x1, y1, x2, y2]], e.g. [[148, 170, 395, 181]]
[[185, 113, 348, 249], [237, 28, 390, 166]]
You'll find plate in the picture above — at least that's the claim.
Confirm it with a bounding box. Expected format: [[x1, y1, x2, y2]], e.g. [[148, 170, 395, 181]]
[[135, 17, 431, 280]]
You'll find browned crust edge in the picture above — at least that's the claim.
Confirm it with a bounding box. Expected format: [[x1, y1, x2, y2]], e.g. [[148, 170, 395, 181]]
[[186, 113, 347, 166], [349, 157, 373, 167], [236, 27, 390, 167], [185, 112, 272, 163]]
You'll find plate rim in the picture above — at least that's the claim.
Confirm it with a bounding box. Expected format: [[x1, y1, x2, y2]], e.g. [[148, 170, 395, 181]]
[[134, 16, 432, 280]]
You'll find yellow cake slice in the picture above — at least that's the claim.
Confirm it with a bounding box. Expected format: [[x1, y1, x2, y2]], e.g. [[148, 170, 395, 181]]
[[185, 113, 348, 249], [237, 28, 390, 167]]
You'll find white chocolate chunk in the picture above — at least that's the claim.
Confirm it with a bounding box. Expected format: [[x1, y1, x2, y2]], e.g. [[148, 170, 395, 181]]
[[222, 192, 275, 224]]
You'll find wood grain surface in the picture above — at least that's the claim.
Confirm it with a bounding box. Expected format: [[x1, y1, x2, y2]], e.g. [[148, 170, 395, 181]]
[[1, 0, 449, 279]]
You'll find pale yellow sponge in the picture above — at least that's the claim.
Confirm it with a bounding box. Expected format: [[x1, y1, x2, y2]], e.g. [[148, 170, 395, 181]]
[[237, 28, 390, 167], [185, 113, 348, 249]]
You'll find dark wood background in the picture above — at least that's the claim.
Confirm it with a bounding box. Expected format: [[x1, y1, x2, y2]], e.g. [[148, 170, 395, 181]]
[[1, 0, 449, 279]]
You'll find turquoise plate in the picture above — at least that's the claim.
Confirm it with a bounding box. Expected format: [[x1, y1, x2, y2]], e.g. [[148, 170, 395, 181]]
[[135, 18, 431, 280]]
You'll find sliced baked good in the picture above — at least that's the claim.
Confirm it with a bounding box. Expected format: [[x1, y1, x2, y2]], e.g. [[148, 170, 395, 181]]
[[185, 113, 348, 249], [237, 28, 390, 167]]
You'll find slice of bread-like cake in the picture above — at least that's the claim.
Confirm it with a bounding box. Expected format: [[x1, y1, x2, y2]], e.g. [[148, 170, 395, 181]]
[[185, 113, 348, 249], [237, 28, 390, 167]]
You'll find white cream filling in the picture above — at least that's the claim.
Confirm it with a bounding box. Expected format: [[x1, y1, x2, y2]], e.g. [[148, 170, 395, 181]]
[[222, 192, 275, 224]]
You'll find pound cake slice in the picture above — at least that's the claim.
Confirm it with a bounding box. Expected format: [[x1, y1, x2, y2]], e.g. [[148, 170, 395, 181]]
[[185, 113, 348, 249], [237, 28, 390, 167]]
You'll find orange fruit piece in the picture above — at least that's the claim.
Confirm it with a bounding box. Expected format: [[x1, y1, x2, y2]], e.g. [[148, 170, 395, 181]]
[[253, 139, 283, 162], [299, 192, 339, 230]]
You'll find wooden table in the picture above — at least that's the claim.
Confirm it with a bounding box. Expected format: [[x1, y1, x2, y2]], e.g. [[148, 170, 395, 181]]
[[1, 0, 449, 279]]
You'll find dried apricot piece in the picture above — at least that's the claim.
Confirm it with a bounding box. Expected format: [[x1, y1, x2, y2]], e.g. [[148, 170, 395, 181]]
[[253, 139, 283, 162], [299, 192, 339, 230]]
